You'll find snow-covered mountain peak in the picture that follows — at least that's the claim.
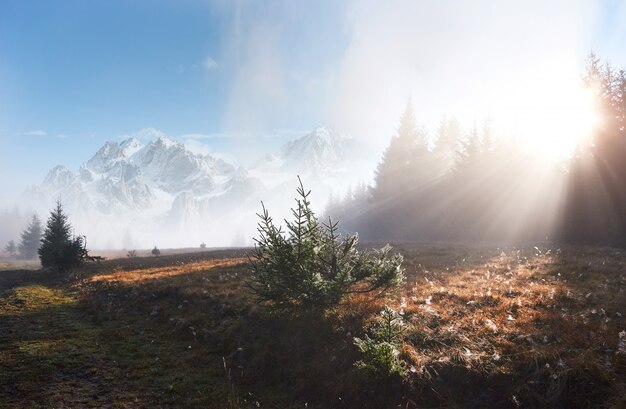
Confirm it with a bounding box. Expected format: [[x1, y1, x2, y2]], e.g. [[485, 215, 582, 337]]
[[153, 134, 180, 149], [21, 125, 376, 249], [120, 137, 144, 157], [279, 126, 355, 172], [43, 165, 77, 189], [86, 141, 121, 173], [310, 126, 334, 143], [87, 138, 145, 173]]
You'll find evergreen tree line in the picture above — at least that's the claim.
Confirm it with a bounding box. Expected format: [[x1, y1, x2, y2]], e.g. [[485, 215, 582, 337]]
[[331, 54, 623, 245], [562, 53, 626, 246], [4, 202, 90, 270], [0, 208, 32, 248], [4, 214, 43, 259]]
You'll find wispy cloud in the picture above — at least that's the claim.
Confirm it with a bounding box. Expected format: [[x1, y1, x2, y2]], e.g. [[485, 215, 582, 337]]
[[179, 132, 229, 140], [120, 127, 167, 141], [183, 139, 234, 163], [24, 130, 46, 136], [212, 1, 342, 135], [203, 56, 218, 70], [56, 133, 69, 139]]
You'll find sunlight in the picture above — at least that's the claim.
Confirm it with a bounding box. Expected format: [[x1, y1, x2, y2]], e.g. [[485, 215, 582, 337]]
[[498, 77, 599, 159]]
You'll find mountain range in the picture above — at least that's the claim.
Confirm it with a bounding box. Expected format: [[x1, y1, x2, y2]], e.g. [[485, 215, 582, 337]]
[[22, 127, 376, 248]]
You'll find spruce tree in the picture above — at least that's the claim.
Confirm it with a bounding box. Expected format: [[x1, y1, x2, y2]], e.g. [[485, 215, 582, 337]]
[[5, 240, 17, 257], [373, 98, 430, 202], [249, 178, 404, 314], [454, 123, 481, 174], [432, 116, 461, 175], [39, 201, 89, 271], [18, 215, 43, 259]]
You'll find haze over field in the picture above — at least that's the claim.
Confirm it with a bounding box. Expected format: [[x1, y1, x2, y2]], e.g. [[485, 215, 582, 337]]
[[1, 1, 626, 248], [2, 3, 626, 408]]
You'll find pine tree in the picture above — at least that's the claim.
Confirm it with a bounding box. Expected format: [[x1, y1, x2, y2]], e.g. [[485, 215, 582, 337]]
[[432, 116, 461, 176], [18, 215, 43, 259], [38, 201, 89, 271], [563, 53, 626, 245], [5, 240, 17, 257], [249, 178, 404, 314], [373, 98, 430, 201], [481, 118, 495, 154], [454, 123, 481, 174]]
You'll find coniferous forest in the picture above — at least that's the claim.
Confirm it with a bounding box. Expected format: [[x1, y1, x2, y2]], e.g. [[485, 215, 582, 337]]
[[328, 54, 626, 248]]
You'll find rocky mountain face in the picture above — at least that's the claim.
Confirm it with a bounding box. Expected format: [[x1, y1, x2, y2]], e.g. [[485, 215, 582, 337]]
[[22, 127, 375, 248]]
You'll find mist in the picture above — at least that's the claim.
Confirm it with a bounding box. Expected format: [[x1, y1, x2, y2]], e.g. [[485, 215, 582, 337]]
[[1, 1, 624, 251]]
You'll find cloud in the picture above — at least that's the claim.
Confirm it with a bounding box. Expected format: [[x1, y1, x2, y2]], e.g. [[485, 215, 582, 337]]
[[259, 128, 308, 139], [120, 127, 167, 141], [209, 1, 348, 137], [183, 139, 211, 156], [179, 132, 229, 140], [56, 133, 69, 139], [215, 3, 293, 133], [203, 56, 218, 70], [183, 139, 234, 163], [24, 130, 46, 136]]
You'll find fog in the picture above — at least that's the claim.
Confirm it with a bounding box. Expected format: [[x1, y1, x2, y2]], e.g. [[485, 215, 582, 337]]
[[1, 1, 624, 251]]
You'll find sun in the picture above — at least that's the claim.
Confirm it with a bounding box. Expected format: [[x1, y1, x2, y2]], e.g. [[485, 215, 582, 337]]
[[496, 76, 599, 159]]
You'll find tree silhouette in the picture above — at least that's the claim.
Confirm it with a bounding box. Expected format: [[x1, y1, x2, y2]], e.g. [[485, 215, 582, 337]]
[[454, 123, 481, 175], [432, 116, 461, 176], [373, 98, 431, 202], [5, 240, 17, 257], [562, 53, 626, 245], [39, 201, 89, 271], [18, 215, 43, 260]]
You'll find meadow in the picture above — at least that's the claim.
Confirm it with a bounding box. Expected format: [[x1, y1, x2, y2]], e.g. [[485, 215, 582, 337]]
[[0, 244, 624, 408]]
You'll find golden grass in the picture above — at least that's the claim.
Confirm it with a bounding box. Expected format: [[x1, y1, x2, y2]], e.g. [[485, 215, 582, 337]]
[[357, 245, 626, 407], [0, 259, 40, 271], [1, 245, 624, 408], [89, 257, 248, 284]]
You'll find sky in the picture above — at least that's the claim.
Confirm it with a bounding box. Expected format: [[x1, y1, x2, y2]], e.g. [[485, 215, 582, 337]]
[[1, 0, 625, 200]]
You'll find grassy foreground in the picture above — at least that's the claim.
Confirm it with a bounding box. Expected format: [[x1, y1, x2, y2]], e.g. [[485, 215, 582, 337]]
[[0, 245, 624, 408]]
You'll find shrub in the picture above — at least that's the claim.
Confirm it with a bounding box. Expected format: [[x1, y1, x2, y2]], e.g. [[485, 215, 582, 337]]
[[127, 249, 137, 258], [249, 177, 404, 314], [151, 246, 161, 257], [38, 201, 89, 271], [353, 306, 407, 378]]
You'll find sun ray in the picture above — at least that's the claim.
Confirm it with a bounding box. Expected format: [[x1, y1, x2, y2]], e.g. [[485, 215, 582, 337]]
[[493, 75, 600, 160]]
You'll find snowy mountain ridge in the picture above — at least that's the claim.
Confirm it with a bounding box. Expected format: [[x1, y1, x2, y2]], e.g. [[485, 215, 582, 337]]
[[22, 126, 376, 248]]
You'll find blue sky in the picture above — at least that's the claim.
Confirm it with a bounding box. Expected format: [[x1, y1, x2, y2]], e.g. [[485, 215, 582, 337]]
[[1, 0, 625, 199], [0, 0, 349, 195]]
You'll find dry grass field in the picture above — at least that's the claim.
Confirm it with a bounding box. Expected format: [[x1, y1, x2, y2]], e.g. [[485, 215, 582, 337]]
[[0, 244, 624, 408]]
